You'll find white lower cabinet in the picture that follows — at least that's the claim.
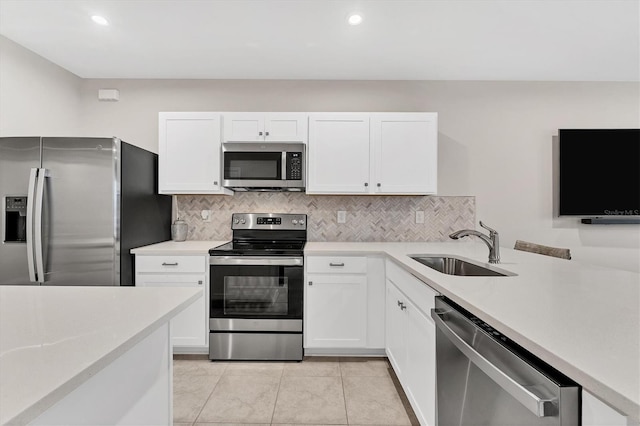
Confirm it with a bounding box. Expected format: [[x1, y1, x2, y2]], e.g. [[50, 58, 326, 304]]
[[582, 390, 635, 426], [135, 255, 209, 351], [304, 255, 385, 353], [306, 273, 367, 348], [386, 260, 437, 426]]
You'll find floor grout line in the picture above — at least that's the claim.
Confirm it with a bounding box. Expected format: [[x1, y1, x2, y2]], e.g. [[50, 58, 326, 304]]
[[269, 363, 285, 425], [339, 359, 351, 425]]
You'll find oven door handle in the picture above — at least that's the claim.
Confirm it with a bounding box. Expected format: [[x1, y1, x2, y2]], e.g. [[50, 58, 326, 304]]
[[209, 256, 303, 266]]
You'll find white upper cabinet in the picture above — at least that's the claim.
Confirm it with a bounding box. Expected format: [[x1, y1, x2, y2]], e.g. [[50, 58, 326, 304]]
[[158, 112, 230, 195], [307, 112, 438, 195], [223, 113, 308, 143], [307, 113, 371, 194], [372, 113, 438, 194]]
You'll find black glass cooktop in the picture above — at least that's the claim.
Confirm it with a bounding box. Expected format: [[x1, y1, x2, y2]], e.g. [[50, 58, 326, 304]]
[[209, 240, 305, 256]]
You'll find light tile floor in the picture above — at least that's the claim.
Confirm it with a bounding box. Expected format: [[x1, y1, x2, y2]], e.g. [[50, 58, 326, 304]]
[[173, 357, 419, 426]]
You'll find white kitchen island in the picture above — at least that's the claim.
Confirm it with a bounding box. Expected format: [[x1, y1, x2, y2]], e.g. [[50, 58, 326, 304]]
[[0, 285, 201, 426]]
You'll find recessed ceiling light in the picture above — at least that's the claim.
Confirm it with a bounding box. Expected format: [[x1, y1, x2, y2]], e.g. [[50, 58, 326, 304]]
[[347, 14, 363, 26], [91, 15, 109, 26]]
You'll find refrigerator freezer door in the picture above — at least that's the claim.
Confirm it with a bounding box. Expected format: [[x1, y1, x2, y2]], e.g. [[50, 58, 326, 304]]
[[41, 137, 119, 286], [0, 137, 41, 285]]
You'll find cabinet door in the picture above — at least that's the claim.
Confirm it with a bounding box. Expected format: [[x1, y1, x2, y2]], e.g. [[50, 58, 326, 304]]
[[159, 112, 224, 194], [265, 113, 308, 143], [307, 113, 371, 194], [137, 274, 207, 347], [405, 301, 436, 426], [371, 113, 438, 194], [223, 113, 265, 142], [582, 390, 629, 426], [385, 280, 406, 376], [306, 274, 367, 348]]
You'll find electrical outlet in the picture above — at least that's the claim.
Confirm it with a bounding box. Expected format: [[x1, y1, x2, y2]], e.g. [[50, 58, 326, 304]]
[[337, 210, 347, 223], [201, 210, 212, 223], [416, 210, 425, 224]]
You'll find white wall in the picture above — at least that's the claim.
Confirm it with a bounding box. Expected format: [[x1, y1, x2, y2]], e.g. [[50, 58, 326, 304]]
[[2, 38, 638, 272], [77, 79, 640, 272], [0, 36, 81, 136]]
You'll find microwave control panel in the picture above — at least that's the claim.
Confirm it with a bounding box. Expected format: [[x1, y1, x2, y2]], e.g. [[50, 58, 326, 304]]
[[286, 152, 303, 180]]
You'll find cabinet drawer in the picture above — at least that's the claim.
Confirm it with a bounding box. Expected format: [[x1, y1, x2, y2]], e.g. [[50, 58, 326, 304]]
[[136, 255, 206, 273], [306, 256, 367, 274], [386, 259, 438, 316]]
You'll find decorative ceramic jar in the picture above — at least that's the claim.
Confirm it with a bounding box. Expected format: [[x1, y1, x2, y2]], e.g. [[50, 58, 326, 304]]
[[171, 219, 188, 242]]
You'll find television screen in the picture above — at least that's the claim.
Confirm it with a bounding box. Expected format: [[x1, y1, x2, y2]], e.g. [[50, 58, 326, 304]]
[[558, 129, 640, 216]]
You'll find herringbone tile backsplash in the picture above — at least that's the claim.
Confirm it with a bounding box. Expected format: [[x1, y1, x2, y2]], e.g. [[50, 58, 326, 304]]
[[176, 193, 475, 242]]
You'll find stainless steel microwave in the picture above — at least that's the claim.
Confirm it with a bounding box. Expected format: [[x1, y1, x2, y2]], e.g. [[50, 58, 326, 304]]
[[221, 142, 305, 191]]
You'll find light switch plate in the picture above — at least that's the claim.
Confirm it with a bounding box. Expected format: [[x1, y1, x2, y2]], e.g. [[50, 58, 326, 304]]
[[337, 210, 346, 223], [416, 210, 425, 224]]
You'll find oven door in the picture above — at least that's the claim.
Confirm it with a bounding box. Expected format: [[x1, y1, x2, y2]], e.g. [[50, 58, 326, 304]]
[[209, 256, 303, 322], [209, 256, 304, 360]]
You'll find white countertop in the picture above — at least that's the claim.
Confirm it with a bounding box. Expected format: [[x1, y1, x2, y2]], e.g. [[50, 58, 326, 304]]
[[306, 241, 640, 421], [130, 239, 640, 420], [130, 240, 226, 255], [0, 285, 202, 425]]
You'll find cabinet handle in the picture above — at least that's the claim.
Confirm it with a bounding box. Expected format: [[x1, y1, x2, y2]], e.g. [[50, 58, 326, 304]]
[[265, 131, 270, 136], [198, 280, 203, 285], [364, 182, 369, 187], [162, 262, 178, 266], [397, 300, 402, 307], [329, 262, 345, 267], [308, 281, 313, 286], [400, 303, 407, 310], [213, 180, 218, 185], [259, 131, 263, 136], [377, 183, 381, 187]]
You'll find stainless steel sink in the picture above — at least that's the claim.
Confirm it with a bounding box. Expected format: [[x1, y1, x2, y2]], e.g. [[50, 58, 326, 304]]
[[409, 255, 515, 277]]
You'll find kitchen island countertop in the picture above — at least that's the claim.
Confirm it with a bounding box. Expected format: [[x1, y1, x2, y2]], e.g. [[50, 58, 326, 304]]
[[0, 285, 201, 425]]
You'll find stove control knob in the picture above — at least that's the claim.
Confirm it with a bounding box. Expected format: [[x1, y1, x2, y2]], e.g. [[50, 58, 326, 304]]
[[233, 219, 239, 224], [240, 219, 246, 224], [292, 220, 298, 225], [299, 220, 305, 225]]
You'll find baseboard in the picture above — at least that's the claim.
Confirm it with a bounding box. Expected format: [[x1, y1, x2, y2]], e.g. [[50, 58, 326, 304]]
[[173, 346, 209, 356], [304, 347, 386, 357]]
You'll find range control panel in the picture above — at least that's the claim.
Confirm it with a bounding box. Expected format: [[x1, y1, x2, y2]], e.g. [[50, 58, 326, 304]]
[[232, 213, 307, 230]]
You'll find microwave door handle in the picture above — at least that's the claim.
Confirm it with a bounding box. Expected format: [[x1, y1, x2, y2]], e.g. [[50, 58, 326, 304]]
[[26, 168, 38, 282], [281, 152, 286, 180]]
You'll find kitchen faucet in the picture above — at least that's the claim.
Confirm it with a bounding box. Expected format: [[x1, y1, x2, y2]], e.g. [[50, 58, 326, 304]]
[[449, 221, 500, 264]]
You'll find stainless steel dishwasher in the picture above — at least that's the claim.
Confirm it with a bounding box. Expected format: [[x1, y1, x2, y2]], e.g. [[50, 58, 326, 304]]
[[431, 297, 580, 426]]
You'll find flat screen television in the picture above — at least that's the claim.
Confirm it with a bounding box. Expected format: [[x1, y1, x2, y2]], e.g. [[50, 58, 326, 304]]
[[558, 129, 640, 217]]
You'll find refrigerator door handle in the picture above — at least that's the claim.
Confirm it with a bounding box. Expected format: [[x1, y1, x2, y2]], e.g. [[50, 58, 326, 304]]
[[26, 168, 38, 282], [34, 168, 48, 283]]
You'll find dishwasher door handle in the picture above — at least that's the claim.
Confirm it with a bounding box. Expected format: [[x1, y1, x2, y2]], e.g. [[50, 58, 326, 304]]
[[431, 309, 555, 417]]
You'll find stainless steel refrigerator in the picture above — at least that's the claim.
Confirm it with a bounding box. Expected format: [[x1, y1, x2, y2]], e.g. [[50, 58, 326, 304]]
[[0, 137, 172, 286]]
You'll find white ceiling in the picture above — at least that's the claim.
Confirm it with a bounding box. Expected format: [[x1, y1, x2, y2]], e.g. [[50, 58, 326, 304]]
[[0, 0, 638, 81]]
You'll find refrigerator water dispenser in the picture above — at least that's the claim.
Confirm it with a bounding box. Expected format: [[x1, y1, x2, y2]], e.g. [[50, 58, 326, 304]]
[[4, 196, 27, 243]]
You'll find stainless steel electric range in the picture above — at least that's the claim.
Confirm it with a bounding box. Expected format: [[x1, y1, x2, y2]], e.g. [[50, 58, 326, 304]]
[[208, 213, 306, 361]]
